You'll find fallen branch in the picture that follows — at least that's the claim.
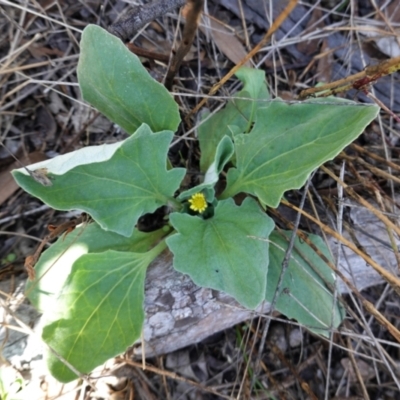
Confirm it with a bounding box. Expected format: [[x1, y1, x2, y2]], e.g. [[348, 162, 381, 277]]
[[108, 0, 186, 40]]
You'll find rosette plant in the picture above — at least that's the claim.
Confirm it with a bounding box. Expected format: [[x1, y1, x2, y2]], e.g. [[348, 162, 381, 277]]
[[13, 25, 379, 382]]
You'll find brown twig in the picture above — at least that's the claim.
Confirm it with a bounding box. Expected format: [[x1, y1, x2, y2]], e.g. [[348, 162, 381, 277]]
[[345, 337, 370, 400], [298, 56, 400, 99], [165, 0, 204, 90], [350, 143, 400, 172], [126, 43, 178, 64], [108, 0, 186, 41]]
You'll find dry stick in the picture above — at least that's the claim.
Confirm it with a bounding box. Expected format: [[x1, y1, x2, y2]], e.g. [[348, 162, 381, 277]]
[[237, 0, 250, 49], [0, 60, 53, 74], [0, 32, 41, 68], [350, 143, 400, 172], [338, 160, 400, 270], [0, 0, 82, 33], [108, 0, 186, 40], [165, 0, 204, 90], [280, 199, 400, 343], [346, 337, 370, 400], [339, 153, 400, 185], [186, 0, 298, 120], [325, 161, 344, 400], [366, 90, 400, 124], [298, 56, 400, 99], [320, 165, 400, 244]]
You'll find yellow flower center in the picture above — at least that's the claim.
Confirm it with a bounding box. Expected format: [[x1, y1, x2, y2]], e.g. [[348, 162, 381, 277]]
[[188, 193, 208, 213]]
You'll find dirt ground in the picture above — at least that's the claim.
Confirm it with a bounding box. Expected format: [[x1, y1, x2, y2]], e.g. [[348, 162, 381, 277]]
[[1, 0, 400, 399]]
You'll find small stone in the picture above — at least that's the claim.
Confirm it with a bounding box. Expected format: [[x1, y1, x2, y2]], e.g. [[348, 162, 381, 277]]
[[289, 328, 303, 348]]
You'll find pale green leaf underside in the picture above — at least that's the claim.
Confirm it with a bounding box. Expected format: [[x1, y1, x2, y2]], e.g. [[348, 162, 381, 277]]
[[167, 198, 274, 309], [26, 223, 168, 313], [42, 250, 152, 382], [198, 67, 269, 172], [267, 231, 345, 337], [223, 101, 379, 206], [13, 140, 123, 176], [78, 24, 180, 134], [13, 125, 185, 237], [179, 135, 234, 201]]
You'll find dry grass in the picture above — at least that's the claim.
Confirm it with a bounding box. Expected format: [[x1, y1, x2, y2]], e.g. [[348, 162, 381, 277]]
[[1, 0, 400, 399]]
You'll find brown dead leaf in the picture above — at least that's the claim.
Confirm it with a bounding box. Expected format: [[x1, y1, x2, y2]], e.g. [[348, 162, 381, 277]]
[[201, 17, 251, 67], [26, 42, 64, 59], [315, 40, 333, 83], [35, 105, 57, 140], [341, 357, 376, 383], [370, 1, 400, 58], [140, 36, 170, 55], [0, 152, 47, 206], [297, 7, 324, 56]]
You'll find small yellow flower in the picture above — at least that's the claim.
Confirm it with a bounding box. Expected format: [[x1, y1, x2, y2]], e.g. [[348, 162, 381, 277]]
[[188, 193, 208, 213]]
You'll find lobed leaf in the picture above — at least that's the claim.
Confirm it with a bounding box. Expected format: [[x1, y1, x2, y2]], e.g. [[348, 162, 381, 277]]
[[13, 125, 186, 237], [78, 24, 180, 134], [167, 198, 274, 309], [222, 100, 379, 206]]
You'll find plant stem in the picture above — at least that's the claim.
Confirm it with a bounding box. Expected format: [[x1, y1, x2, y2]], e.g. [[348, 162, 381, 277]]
[[147, 237, 168, 260], [165, 0, 204, 89], [167, 197, 182, 210]]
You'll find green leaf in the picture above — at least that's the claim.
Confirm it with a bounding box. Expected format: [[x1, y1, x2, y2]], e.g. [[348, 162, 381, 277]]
[[78, 24, 180, 133], [198, 67, 269, 172], [179, 135, 234, 201], [42, 249, 155, 382], [267, 231, 345, 337], [167, 198, 274, 309], [26, 223, 169, 313], [221, 100, 379, 206], [12, 125, 185, 237]]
